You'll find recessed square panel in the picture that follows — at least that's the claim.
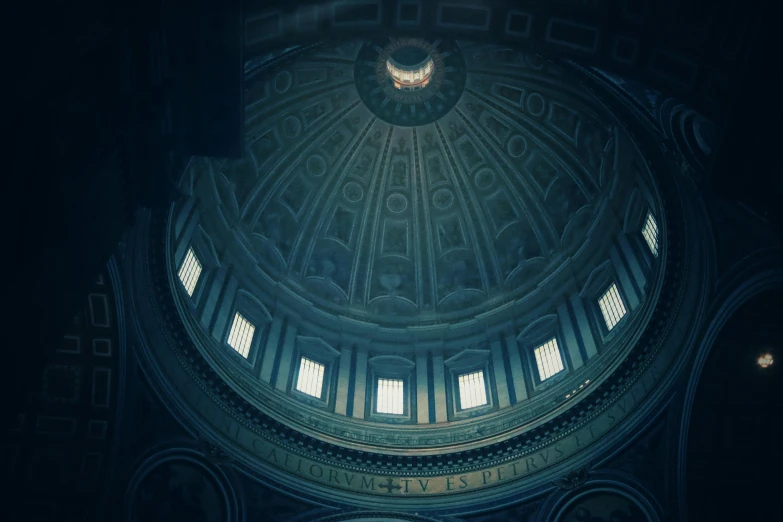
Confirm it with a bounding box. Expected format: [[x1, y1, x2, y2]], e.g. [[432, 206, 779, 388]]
[[546, 18, 600, 53], [297, 5, 318, 31], [92, 338, 112, 357], [333, 0, 381, 26], [86, 420, 108, 439], [59, 336, 81, 354], [506, 11, 532, 37], [437, 3, 491, 30], [397, 1, 421, 25]]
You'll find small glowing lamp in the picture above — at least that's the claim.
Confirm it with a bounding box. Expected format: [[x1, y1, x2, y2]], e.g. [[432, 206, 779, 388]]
[[757, 353, 773, 368]]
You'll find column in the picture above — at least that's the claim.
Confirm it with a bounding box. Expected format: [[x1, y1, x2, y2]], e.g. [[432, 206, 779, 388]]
[[416, 353, 430, 423], [570, 295, 598, 359], [351, 349, 368, 419], [503, 333, 528, 403], [173, 206, 199, 267], [618, 233, 647, 292], [610, 245, 640, 310], [431, 353, 447, 423], [490, 340, 511, 408], [173, 198, 196, 239], [199, 268, 227, 331], [209, 275, 237, 341], [260, 317, 284, 384], [274, 325, 297, 392], [557, 302, 585, 370], [334, 347, 353, 416]]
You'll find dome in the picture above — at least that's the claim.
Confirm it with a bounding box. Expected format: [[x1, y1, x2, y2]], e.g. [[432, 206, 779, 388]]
[[181, 39, 647, 346], [150, 37, 683, 510]]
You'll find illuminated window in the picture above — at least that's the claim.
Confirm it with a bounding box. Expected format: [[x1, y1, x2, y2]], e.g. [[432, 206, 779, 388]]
[[227, 312, 255, 358], [178, 247, 202, 297], [534, 338, 564, 381], [458, 370, 488, 409], [376, 378, 404, 415], [642, 211, 659, 257], [296, 357, 325, 398], [598, 283, 627, 331]]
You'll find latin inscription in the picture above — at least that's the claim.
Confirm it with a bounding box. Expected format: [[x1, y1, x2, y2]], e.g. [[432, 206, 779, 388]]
[[202, 373, 652, 496]]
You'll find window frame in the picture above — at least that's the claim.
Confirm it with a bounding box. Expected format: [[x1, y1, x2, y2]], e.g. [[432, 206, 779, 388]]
[[177, 246, 203, 298], [366, 356, 415, 423], [294, 356, 326, 399], [533, 337, 566, 383], [523, 330, 571, 392], [641, 210, 659, 258], [174, 232, 219, 314], [456, 369, 490, 411], [375, 377, 406, 416], [289, 337, 340, 409], [291, 355, 333, 408], [225, 311, 256, 360], [626, 200, 659, 271], [444, 350, 495, 419], [597, 282, 628, 334]]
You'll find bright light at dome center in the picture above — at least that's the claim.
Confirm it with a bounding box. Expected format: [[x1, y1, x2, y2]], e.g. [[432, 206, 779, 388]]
[[386, 55, 434, 91]]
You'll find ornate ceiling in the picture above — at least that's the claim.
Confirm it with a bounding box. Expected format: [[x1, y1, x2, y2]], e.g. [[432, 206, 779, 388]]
[[130, 36, 712, 513], [189, 39, 638, 339]]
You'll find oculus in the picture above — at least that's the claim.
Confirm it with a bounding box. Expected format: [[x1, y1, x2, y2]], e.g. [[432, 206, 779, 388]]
[[386, 45, 435, 91], [355, 37, 466, 126]]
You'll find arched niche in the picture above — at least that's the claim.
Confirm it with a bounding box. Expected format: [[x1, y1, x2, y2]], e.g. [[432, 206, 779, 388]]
[[532, 471, 662, 522], [684, 288, 783, 520], [555, 490, 652, 522], [123, 447, 241, 522]]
